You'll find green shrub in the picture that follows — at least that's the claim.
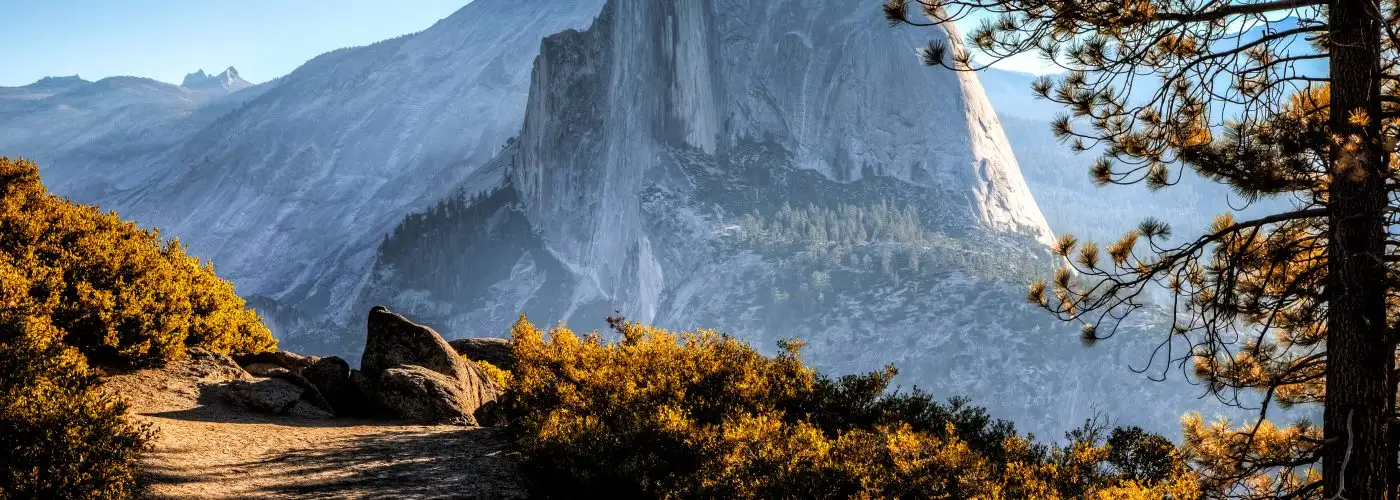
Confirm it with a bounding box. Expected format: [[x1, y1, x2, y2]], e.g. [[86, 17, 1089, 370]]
[[498, 316, 1201, 499]]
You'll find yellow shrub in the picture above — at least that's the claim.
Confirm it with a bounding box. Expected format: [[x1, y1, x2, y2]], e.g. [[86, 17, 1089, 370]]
[[0, 156, 275, 368], [476, 359, 512, 388], [500, 316, 1202, 499], [0, 314, 152, 499], [0, 156, 277, 498]]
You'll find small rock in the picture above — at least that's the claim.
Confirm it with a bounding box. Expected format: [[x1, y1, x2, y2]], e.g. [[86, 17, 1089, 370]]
[[215, 378, 333, 419], [233, 351, 319, 374], [242, 362, 285, 378], [448, 338, 516, 372], [183, 348, 250, 381], [304, 356, 371, 417]]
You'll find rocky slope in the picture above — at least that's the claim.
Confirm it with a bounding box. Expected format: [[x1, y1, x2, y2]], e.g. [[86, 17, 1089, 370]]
[[0, 0, 609, 346]]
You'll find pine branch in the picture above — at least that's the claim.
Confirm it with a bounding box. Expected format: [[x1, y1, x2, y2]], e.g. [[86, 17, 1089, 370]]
[[1151, 0, 1326, 22]]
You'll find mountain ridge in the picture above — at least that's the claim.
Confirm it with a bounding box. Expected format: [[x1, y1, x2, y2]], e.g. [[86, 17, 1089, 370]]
[[347, 0, 1209, 438], [1, 0, 1230, 438]]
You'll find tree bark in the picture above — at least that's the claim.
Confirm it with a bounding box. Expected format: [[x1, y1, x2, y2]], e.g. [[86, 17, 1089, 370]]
[[1325, 0, 1392, 496]]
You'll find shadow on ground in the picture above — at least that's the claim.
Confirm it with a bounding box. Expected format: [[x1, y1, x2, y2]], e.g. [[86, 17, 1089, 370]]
[[254, 429, 522, 499], [138, 390, 524, 499], [142, 427, 523, 499], [145, 380, 357, 428]]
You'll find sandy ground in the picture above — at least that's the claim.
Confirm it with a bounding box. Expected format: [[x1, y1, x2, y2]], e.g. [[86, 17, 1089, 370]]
[[103, 361, 525, 500]]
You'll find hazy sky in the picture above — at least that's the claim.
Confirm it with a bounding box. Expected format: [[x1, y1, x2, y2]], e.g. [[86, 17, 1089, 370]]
[[0, 0, 467, 86], [1, 1, 1056, 87]]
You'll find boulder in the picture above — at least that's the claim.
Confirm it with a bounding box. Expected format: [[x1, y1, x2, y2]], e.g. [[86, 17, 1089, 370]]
[[233, 350, 319, 374], [304, 356, 371, 417], [448, 338, 516, 371], [358, 306, 504, 424], [214, 378, 333, 419], [349, 369, 378, 412], [362, 306, 470, 382], [252, 366, 335, 414], [375, 365, 482, 425], [184, 348, 251, 381]]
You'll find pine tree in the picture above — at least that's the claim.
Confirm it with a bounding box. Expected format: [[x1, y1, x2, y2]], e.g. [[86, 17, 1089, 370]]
[[885, 0, 1399, 496]]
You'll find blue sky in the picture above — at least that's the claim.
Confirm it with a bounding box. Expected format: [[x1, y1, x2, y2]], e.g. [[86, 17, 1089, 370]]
[[0, 0, 468, 86], [1, 2, 1057, 88]]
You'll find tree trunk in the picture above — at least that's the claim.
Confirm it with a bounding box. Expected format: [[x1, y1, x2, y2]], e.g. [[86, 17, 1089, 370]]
[[1325, 0, 1392, 496]]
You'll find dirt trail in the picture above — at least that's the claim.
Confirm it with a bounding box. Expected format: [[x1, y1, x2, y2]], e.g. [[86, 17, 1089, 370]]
[[103, 360, 524, 499]]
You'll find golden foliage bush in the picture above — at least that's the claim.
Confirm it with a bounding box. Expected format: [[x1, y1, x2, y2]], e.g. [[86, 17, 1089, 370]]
[[500, 316, 1202, 499], [0, 156, 276, 498], [0, 307, 151, 498], [0, 156, 275, 368]]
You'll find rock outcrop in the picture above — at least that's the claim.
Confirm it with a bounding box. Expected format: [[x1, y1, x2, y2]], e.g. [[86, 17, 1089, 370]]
[[354, 306, 504, 425], [219, 308, 503, 424], [449, 338, 516, 371]]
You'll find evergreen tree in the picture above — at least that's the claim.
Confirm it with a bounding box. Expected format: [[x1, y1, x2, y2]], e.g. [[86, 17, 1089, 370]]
[[885, 0, 1399, 496]]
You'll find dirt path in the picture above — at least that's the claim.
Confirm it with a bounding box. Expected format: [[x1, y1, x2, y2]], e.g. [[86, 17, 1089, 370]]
[[104, 359, 525, 499]]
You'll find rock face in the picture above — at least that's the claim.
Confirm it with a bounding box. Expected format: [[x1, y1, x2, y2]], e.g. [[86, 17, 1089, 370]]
[[449, 338, 516, 371], [356, 306, 503, 425], [375, 366, 482, 425], [351, 0, 1215, 439], [180, 67, 252, 92]]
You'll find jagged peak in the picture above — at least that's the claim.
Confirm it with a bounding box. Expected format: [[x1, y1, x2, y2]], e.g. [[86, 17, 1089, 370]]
[[182, 69, 209, 85], [182, 66, 251, 91]]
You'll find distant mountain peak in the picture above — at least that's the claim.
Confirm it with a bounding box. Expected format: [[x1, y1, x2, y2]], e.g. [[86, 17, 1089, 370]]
[[181, 66, 250, 91], [24, 75, 89, 89]]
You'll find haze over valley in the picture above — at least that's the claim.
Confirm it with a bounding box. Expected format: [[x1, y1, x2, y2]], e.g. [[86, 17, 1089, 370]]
[[0, 0, 1248, 438]]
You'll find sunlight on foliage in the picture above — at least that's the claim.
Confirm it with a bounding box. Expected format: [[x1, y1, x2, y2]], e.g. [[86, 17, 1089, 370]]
[[1, 156, 278, 498], [0, 301, 151, 498], [0, 156, 275, 368], [497, 315, 1201, 499]]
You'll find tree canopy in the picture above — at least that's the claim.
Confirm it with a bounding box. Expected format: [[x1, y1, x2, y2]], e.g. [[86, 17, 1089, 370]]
[[885, 0, 1400, 496]]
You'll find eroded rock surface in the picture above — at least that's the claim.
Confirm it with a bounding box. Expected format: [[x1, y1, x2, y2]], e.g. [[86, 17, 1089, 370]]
[[356, 306, 504, 425]]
